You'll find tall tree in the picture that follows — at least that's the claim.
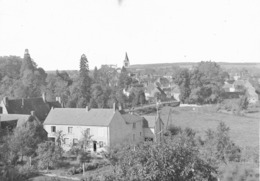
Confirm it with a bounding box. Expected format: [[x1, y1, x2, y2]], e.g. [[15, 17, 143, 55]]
[[20, 49, 34, 76], [70, 54, 92, 108], [173, 68, 191, 103], [189, 61, 225, 104]]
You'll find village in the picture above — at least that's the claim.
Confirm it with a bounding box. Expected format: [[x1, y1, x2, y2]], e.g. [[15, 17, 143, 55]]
[[0, 49, 259, 181]]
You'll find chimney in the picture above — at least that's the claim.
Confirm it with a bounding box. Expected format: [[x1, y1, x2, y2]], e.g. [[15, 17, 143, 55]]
[[86, 106, 90, 112], [31, 111, 35, 117], [55, 97, 62, 104], [42, 92, 46, 103]]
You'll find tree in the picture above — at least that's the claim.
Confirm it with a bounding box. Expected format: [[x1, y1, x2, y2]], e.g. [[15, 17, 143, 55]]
[[78, 151, 91, 176], [36, 141, 62, 171], [202, 122, 241, 166], [173, 68, 191, 103], [189, 61, 225, 104], [77, 54, 92, 107], [118, 67, 132, 89], [7, 120, 47, 165], [92, 66, 99, 82], [107, 129, 216, 180], [20, 49, 34, 76]]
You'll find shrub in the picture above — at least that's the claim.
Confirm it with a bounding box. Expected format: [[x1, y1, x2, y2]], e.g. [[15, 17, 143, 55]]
[[0, 166, 26, 181], [67, 166, 76, 175], [17, 164, 38, 179], [85, 162, 98, 171]]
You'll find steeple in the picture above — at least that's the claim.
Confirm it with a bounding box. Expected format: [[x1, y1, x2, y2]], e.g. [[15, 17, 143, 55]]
[[123, 52, 130, 67]]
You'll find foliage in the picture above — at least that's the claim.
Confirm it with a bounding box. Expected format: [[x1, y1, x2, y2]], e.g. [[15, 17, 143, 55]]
[[238, 94, 249, 111], [173, 61, 226, 104], [202, 122, 241, 166], [36, 141, 62, 170], [118, 66, 132, 89], [106, 132, 216, 180], [3, 121, 47, 165], [173, 68, 190, 103]]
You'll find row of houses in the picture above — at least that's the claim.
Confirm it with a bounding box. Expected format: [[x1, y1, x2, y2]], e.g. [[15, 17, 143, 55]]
[[0, 95, 165, 152]]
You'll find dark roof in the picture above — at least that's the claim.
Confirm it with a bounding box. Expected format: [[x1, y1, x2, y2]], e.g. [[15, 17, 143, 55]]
[[43, 108, 117, 126], [122, 114, 143, 124], [4, 97, 61, 122]]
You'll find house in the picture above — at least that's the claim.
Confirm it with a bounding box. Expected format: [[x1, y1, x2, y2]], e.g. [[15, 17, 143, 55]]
[[142, 114, 165, 143], [0, 111, 41, 132], [223, 81, 235, 92], [43, 105, 144, 152], [145, 82, 167, 102], [0, 93, 62, 122]]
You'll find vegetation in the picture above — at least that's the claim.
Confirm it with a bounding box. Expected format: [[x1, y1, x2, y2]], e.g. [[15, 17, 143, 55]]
[[173, 61, 228, 104]]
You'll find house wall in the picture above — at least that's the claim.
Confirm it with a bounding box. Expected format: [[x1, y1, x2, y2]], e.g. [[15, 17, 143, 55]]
[[44, 124, 108, 151], [109, 111, 143, 146]]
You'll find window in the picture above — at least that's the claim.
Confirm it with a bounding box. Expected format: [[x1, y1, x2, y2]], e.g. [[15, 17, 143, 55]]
[[133, 134, 135, 141], [64, 138, 70, 145], [145, 137, 153, 142], [99, 141, 103, 148], [73, 139, 78, 145], [133, 123, 136, 129], [68, 127, 73, 134], [51, 126, 56, 133], [86, 128, 90, 135]]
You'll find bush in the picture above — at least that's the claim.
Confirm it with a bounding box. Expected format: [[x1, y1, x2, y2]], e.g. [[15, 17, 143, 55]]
[[0, 166, 26, 181], [85, 162, 98, 171], [67, 166, 76, 175], [17, 164, 38, 179]]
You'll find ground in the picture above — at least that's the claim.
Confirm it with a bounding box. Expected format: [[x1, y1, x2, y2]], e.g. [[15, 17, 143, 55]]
[[166, 106, 259, 148]]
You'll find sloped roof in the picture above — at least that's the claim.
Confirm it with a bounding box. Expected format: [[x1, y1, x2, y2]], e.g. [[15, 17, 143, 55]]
[[122, 114, 143, 124], [0, 114, 37, 127], [43, 108, 116, 126], [143, 116, 156, 128]]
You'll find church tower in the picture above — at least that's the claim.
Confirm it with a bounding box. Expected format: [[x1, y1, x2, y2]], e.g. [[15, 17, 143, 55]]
[[123, 52, 130, 67]]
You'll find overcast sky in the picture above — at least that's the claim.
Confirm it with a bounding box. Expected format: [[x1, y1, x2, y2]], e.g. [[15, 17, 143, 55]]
[[0, 0, 260, 70]]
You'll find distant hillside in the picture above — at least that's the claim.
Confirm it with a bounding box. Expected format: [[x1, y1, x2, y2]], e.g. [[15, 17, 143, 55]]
[[128, 62, 260, 70]]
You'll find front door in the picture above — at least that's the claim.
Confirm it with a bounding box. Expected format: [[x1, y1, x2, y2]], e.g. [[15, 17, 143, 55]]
[[93, 141, 97, 152]]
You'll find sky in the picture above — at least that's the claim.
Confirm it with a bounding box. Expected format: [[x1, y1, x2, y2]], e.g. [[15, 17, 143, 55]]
[[0, 0, 260, 70]]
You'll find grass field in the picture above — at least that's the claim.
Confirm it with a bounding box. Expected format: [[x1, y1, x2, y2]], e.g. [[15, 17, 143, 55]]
[[161, 106, 259, 148]]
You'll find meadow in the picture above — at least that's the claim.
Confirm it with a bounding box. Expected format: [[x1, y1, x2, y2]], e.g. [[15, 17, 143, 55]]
[[163, 106, 259, 148]]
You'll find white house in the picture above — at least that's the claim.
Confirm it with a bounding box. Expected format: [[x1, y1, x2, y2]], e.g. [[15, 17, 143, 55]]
[[43, 106, 144, 152]]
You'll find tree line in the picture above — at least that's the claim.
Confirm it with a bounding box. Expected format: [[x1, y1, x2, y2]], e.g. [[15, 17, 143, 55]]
[[0, 51, 146, 109]]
